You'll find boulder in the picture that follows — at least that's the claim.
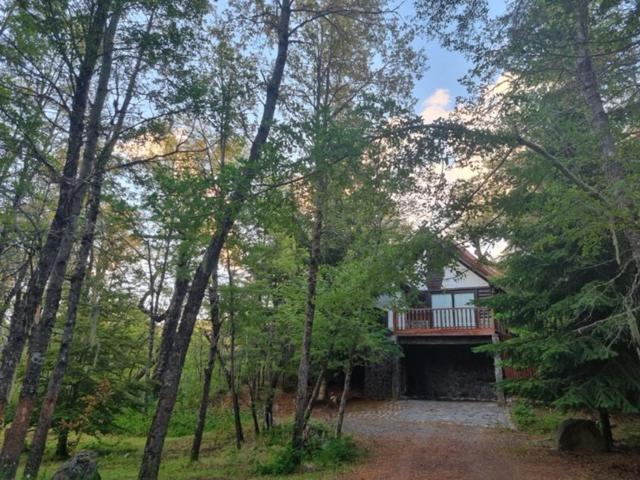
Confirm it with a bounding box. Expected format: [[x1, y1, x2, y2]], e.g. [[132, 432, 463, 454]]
[[555, 418, 606, 453], [52, 451, 100, 480]]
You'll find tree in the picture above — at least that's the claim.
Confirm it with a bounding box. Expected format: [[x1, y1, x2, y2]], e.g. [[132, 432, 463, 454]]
[[415, 0, 640, 447]]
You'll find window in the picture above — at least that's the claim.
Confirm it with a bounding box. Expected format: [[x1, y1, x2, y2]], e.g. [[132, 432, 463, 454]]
[[431, 291, 477, 327]]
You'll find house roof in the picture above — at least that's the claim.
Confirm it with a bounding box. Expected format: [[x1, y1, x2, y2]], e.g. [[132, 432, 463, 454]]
[[456, 247, 500, 284]]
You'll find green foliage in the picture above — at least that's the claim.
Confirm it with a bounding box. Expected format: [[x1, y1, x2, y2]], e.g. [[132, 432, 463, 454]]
[[255, 424, 362, 476], [511, 400, 564, 435], [418, 0, 640, 417]]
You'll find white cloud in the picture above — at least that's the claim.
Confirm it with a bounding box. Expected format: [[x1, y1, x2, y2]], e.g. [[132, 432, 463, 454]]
[[420, 88, 452, 122]]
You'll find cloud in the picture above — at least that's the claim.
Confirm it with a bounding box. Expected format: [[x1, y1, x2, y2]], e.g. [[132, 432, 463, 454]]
[[420, 88, 452, 122]]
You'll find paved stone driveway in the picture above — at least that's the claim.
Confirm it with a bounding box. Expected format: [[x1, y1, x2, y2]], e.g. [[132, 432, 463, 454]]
[[344, 400, 511, 435]]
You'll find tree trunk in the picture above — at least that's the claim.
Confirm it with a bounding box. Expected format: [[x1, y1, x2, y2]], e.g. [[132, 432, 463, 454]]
[[598, 408, 613, 452], [303, 365, 325, 429], [138, 2, 291, 476], [263, 368, 279, 430], [224, 256, 244, 449], [574, 0, 640, 353], [22, 166, 106, 479], [190, 274, 221, 462], [0, 8, 119, 476], [292, 173, 325, 452], [152, 269, 190, 389], [0, 262, 27, 327], [248, 377, 260, 436], [55, 430, 69, 460], [336, 355, 353, 437], [0, 0, 111, 423]]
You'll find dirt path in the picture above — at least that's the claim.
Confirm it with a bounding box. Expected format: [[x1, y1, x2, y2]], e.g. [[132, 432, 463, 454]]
[[335, 400, 640, 480]]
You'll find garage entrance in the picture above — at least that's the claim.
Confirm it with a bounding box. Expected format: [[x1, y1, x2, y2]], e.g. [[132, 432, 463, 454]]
[[401, 344, 495, 401]]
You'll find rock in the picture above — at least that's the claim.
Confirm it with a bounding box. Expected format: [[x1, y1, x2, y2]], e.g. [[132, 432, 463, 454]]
[[555, 419, 606, 453], [52, 451, 100, 480]]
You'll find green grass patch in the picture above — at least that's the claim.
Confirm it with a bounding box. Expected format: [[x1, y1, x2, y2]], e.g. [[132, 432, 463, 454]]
[[18, 414, 360, 479], [511, 400, 565, 435]]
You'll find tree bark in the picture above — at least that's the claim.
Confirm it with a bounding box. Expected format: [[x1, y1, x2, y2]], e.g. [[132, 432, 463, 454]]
[[335, 354, 353, 437], [54, 430, 69, 460], [248, 377, 260, 436], [190, 274, 221, 462], [574, 0, 640, 352], [263, 366, 279, 430], [292, 173, 325, 452], [137, 2, 291, 476], [0, 8, 119, 476], [303, 365, 326, 429], [598, 408, 613, 452], [152, 267, 190, 388], [0, 0, 112, 423], [22, 164, 105, 479], [223, 256, 244, 449]]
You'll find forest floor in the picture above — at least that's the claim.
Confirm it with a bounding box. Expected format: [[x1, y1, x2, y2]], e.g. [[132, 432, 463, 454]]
[[332, 399, 640, 480], [20, 397, 640, 479]]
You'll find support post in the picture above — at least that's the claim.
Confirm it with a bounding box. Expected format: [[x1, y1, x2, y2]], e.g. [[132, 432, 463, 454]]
[[492, 333, 506, 404], [391, 336, 401, 400]]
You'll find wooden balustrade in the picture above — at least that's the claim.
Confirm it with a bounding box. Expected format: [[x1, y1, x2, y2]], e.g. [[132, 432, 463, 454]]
[[393, 307, 494, 333]]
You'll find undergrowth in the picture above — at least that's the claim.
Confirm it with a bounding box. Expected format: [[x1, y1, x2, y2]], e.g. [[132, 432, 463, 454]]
[[255, 423, 363, 476]]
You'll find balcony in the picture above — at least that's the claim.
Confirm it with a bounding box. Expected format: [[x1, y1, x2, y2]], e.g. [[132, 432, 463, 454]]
[[392, 307, 496, 336]]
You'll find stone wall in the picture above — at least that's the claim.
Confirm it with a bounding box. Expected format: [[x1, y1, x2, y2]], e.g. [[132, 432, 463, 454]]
[[403, 344, 495, 400], [364, 354, 395, 400]]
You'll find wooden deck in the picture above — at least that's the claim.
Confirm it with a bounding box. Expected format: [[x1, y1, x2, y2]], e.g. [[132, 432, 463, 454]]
[[392, 307, 496, 336]]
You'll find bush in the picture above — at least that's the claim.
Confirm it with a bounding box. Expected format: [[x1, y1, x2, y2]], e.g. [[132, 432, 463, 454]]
[[255, 444, 300, 476], [512, 400, 536, 430], [255, 423, 362, 476], [313, 435, 361, 466]]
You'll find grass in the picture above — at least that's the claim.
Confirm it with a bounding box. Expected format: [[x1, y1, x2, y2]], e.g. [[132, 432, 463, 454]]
[[510, 400, 566, 435], [15, 410, 362, 479], [510, 400, 640, 448]]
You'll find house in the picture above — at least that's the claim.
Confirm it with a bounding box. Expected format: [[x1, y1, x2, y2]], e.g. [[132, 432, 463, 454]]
[[363, 249, 505, 402]]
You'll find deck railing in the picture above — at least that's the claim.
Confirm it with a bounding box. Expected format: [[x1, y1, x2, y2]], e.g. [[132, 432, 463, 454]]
[[393, 306, 494, 332]]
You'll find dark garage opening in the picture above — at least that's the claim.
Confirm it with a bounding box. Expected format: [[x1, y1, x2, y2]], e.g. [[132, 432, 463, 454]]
[[402, 344, 495, 401]]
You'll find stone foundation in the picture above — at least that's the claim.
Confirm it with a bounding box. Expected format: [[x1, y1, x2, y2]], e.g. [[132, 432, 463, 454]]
[[403, 344, 496, 400], [364, 354, 395, 400]]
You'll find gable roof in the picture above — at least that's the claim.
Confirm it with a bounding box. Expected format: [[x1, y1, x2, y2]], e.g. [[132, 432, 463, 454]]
[[456, 247, 500, 284]]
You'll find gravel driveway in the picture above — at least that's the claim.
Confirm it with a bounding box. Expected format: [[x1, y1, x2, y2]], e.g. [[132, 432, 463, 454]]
[[344, 399, 511, 433], [336, 400, 639, 480]]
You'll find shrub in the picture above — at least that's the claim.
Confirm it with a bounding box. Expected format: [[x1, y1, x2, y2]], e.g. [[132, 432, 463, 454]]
[[512, 400, 536, 430], [511, 400, 565, 434], [255, 445, 299, 476], [314, 435, 361, 466]]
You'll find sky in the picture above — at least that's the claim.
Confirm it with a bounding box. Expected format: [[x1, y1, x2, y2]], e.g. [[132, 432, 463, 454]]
[[406, 0, 507, 121]]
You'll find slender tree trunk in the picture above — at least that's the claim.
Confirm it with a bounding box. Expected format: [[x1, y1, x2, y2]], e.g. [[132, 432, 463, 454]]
[[292, 174, 325, 452], [54, 430, 69, 460], [152, 272, 190, 388], [138, 2, 291, 475], [303, 365, 326, 429], [598, 408, 613, 452], [336, 354, 353, 437], [248, 377, 260, 436], [0, 9, 119, 476], [216, 350, 244, 450], [225, 256, 244, 449], [22, 166, 105, 480], [190, 274, 221, 462], [0, 0, 111, 422], [263, 368, 279, 430], [0, 262, 27, 328]]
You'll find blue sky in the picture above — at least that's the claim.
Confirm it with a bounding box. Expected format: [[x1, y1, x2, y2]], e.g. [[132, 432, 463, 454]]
[[405, 0, 507, 118]]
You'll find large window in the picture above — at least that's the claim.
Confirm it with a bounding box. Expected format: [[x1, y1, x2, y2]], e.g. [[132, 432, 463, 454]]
[[431, 291, 476, 327]]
